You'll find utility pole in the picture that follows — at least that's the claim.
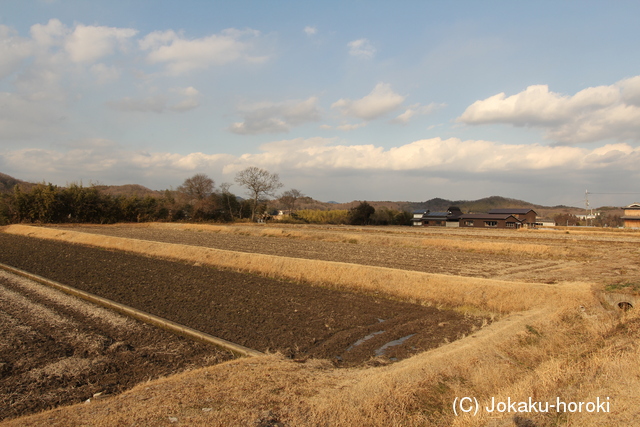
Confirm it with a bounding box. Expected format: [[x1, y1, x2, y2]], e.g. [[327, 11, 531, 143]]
[[585, 190, 590, 227]]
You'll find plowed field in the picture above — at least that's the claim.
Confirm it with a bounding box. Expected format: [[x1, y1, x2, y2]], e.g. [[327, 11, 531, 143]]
[[0, 269, 232, 422], [0, 230, 484, 421]]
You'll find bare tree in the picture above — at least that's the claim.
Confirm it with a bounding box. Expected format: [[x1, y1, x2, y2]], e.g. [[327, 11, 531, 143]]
[[234, 167, 283, 221], [219, 182, 237, 220], [177, 173, 214, 201], [280, 189, 305, 213]]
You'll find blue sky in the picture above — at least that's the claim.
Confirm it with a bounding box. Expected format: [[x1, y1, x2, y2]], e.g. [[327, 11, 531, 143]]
[[2, 0, 640, 207]]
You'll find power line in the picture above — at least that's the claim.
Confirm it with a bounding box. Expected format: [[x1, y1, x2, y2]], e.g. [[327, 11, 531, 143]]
[[587, 192, 640, 195]]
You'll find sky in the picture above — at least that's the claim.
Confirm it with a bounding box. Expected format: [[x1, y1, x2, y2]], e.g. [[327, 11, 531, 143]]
[[1, 0, 640, 207]]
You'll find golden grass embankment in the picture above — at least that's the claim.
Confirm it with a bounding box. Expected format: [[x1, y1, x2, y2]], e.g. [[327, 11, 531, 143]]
[[3, 224, 635, 426]]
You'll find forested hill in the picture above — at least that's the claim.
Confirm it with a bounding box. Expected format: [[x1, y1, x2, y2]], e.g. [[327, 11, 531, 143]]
[[92, 184, 162, 197], [407, 196, 549, 213], [0, 172, 28, 193]]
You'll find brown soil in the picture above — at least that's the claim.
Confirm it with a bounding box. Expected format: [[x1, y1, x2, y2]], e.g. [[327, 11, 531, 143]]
[[0, 232, 483, 420], [0, 269, 232, 422]]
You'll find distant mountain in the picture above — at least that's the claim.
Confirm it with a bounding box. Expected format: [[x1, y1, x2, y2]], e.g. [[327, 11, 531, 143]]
[[0, 174, 163, 198], [93, 184, 162, 197], [407, 196, 544, 213], [290, 196, 584, 217], [0, 172, 30, 193]]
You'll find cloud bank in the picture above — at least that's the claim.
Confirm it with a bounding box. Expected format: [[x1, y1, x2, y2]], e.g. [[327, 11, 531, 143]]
[[458, 77, 640, 144], [3, 137, 637, 185]]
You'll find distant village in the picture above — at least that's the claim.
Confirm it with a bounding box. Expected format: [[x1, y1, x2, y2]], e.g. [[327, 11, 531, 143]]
[[406, 203, 640, 229]]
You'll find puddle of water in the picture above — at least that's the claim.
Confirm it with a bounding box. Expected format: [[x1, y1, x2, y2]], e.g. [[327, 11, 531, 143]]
[[374, 334, 416, 357], [346, 331, 385, 352]]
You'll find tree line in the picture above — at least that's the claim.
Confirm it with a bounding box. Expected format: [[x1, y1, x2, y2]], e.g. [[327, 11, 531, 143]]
[[0, 168, 412, 226]]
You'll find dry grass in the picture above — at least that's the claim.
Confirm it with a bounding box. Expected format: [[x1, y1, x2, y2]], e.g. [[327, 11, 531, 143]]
[[131, 222, 574, 258], [419, 237, 566, 257], [2, 223, 636, 426]]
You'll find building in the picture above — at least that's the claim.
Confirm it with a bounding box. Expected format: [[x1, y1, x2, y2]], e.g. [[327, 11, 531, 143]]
[[621, 203, 640, 228], [459, 213, 522, 229], [411, 210, 429, 226], [488, 209, 538, 228], [411, 207, 463, 227]]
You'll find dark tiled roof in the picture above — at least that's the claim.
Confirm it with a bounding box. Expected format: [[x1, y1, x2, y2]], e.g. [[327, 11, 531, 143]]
[[488, 209, 537, 215], [460, 213, 520, 220], [426, 211, 449, 217]]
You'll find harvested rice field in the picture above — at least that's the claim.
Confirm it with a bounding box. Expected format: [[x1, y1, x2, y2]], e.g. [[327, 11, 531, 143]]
[[42, 222, 640, 284], [1, 223, 640, 426]]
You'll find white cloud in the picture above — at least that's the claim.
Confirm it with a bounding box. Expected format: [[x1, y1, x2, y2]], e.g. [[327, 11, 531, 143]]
[[107, 86, 201, 113], [457, 77, 640, 144], [15, 137, 637, 175], [392, 103, 444, 124], [337, 123, 367, 131], [0, 25, 34, 79], [348, 38, 376, 59], [619, 76, 640, 107], [140, 28, 266, 75], [65, 24, 137, 63], [29, 19, 67, 48], [90, 63, 121, 84], [230, 137, 596, 172], [332, 83, 405, 121], [170, 86, 201, 112], [219, 137, 640, 175], [228, 97, 321, 134], [304, 26, 317, 36]]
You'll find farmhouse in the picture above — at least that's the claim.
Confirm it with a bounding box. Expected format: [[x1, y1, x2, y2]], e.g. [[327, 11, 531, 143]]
[[411, 210, 428, 226], [459, 213, 522, 229], [487, 208, 538, 228], [621, 203, 640, 228], [411, 207, 463, 227]]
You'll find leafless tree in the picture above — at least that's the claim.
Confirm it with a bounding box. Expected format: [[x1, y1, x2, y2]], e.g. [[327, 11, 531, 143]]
[[234, 167, 283, 221], [177, 173, 214, 201], [280, 189, 304, 213], [219, 182, 236, 219]]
